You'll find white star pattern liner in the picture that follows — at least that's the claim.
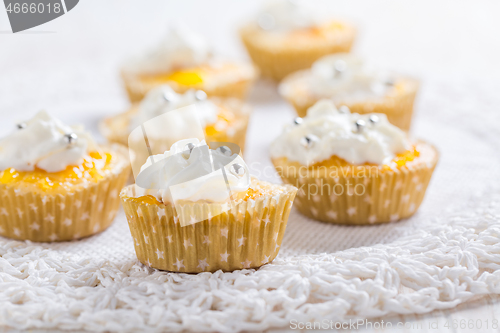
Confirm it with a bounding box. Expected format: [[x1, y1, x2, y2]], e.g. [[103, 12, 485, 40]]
[[237, 236, 246, 247], [197, 259, 209, 271], [220, 252, 230, 262], [173, 259, 184, 270]]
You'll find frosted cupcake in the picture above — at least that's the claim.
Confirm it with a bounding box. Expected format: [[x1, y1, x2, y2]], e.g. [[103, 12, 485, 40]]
[[122, 26, 258, 103], [100, 85, 251, 174], [240, 0, 356, 81], [279, 53, 419, 131], [270, 100, 438, 225], [0, 112, 130, 242], [120, 138, 297, 272]]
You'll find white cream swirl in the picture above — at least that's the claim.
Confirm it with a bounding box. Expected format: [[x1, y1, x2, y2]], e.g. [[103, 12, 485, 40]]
[[125, 25, 210, 74], [130, 86, 218, 132], [282, 53, 394, 101], [0, 111, 96, 173], [256, 0, 316, 32], [270, 100, 410, 166], [135, 138, 250, 204]]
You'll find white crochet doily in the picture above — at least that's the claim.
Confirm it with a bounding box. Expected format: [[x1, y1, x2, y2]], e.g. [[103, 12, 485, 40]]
[[1, 1, 500, 331]]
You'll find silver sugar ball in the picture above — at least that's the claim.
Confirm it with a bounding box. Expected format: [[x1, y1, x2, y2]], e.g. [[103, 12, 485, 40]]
[[163, 91, 174, 102], [230, 163, 246, 177], [354, 119, 366, 132], [369, 115, 380, 124], [338, 105, 350, 114], [385, 78, 395, 86], [216, 145, 232, 157], [257, 13, 275, 30], [194, 90, 207, 101], [300, 134, 319, 149], [64, 133, 78, 145], [182, 142, 196, 159], [334, 60, 347, 74], [293, 117, 303, 125], [16, 123, 27, 130]]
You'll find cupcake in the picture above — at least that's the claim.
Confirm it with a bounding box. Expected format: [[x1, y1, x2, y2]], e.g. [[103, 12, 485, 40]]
[[100, 85, 251, 175], [122, 25, 258, 103], [270, 100, 438, 225], [0, 112, 130, 242], [239, 0, 356, 81], [120, 138, 297, 272], [279, 53, 419, 131]]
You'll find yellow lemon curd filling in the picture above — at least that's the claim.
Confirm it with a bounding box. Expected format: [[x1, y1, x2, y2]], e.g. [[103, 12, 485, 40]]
[[204, 106, 236, 139], [139, 63, 248, 88], [141, 68, 205, 87], [129, 179, 279, 207], [0, 151, 114, 194], [291, 22, 345, 38], [312, 147, 420, 170]]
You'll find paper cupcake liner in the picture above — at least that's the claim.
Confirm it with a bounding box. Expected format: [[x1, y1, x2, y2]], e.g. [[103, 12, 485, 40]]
[[0, 145, 131, 242], [122, 71, 255, 104], [239, 24, 356, 81], [120, 181, 297, 273], [284, 78, 419, 132], [273, 143, 438, 225]]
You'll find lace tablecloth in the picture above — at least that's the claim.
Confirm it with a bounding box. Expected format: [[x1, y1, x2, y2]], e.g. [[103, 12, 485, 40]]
[[1, 1, 500, 331]]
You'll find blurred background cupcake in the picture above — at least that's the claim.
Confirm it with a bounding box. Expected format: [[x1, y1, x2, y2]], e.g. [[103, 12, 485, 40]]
[[100, 85, 251, 174], [122, 25, 258, 103], [240, 0, 356, 81], [279, 53, 419, 131]]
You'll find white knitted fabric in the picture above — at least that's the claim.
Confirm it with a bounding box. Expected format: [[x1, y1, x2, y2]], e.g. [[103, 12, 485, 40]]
[[1, 1, 500, 331]]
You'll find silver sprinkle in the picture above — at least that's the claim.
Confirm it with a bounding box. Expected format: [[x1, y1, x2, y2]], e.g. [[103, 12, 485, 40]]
[[354, 120, 366, 132], [369, 115, 379, 124], [338, 105, 350, 114], [300, 134, 319, 149], [385, 78, 395, 86], [194, 90, 207, 101], [257, 13, 275, 30], [230, 163, 245, 177], [182, 142, 196, 159], [334, 60, 347, 74], [163, 91, 174, 102], [64, 133, 78, 145], [216, 146, 232, 157], [16, 123, 27, 130], [293, 117, 303, 125]]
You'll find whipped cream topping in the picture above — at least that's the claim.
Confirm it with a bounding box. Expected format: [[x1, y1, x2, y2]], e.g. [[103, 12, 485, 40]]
[[130, 86, 218, 132], [135, 139, 250, 204], [270, 100, 411, 166], [125, 25, 210, 74], [256, 0, 316, 32], [282, 53, 395, 102], [0, 111, 96, 173]]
